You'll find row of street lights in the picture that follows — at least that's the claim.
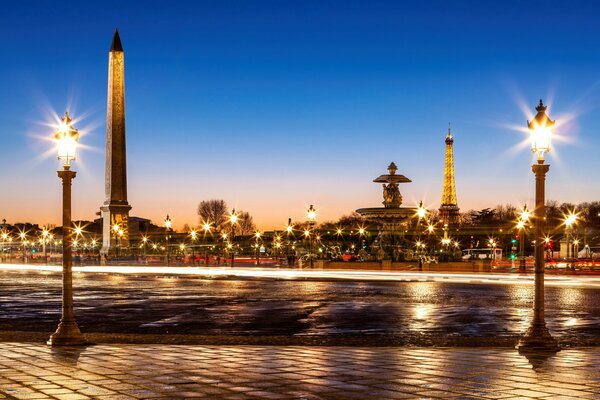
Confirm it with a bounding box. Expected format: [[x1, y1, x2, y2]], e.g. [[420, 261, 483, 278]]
[[45, 100, 561, 353]]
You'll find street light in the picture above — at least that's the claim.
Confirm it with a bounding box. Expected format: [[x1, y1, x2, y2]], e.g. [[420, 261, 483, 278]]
[[518, 205, 530, 271], [47, 112, 86, 346], [254, 231, 261, 265], [517, 99, 559, 353], [564, 212, 577, 270], [164, 215, 172, 266], [201, 221, 212, 266], [306, 205, 317, 268], [229, 209, 238, 266]]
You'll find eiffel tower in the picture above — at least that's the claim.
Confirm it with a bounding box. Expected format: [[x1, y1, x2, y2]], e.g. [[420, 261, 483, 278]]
[[439, 125, 460, 225]]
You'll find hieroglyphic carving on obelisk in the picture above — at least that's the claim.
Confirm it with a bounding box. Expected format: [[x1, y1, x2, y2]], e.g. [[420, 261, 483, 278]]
[[100, 29, 132, 256]]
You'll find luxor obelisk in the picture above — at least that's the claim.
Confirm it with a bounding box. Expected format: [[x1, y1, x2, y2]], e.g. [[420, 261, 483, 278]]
[[100, 29, 132, 255]]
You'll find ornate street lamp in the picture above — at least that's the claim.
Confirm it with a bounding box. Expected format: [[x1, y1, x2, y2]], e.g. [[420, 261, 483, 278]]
[[47, 112, 86, 346], [518, 205, 530, 271], [202, 221, 212, 266], [306, 205, 317, 268], [564, 212, 577, 270], [164, 215, 172, 266], [517, 99, 559, 353], [228, 209, 238, 266]]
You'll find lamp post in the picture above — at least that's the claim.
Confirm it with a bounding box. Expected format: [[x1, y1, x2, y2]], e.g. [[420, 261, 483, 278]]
[[254, 231, 261, 265], [517, 99, 559, 353], [518, 205, 530, 272], [286, 218, 293, 266], [564, 213, 577, 270], [164, 215, 172, 266], [47, 112, 86, 346], [202, 222, 212, 266], [141, 236, 148, 263], [307, 205, 317, 268], [229, 209, 238, 267], [112, 223, 120, 260]]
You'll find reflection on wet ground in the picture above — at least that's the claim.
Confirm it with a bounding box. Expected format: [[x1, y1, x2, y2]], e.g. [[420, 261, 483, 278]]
[[1, 344, 600, 399], [0, 270, 599, 345]]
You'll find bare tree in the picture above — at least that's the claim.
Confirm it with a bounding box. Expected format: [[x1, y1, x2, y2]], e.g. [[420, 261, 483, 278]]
[[236, 211, 256, 235], [198, 199, 228, 232]]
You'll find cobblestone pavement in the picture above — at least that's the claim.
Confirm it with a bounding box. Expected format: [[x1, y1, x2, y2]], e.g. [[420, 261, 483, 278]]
[[0, 344, 599, 399]]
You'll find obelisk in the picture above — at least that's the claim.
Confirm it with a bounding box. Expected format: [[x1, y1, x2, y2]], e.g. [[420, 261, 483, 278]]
[[100, 29, 132, 256]]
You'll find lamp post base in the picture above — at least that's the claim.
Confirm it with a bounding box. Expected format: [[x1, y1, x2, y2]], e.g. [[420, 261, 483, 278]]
[[516, 322, 559, 353], [47, 321, 88, 346]]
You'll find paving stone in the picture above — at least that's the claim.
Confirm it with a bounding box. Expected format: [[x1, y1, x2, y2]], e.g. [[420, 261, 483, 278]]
[[0, 344, 599, 399]]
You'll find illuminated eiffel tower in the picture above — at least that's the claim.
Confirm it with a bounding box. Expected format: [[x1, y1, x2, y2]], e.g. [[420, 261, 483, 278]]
[[439, 125, 460, 225]]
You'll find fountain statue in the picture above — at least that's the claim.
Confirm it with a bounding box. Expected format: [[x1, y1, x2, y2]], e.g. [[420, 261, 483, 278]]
[[356, 162, 418, 260]]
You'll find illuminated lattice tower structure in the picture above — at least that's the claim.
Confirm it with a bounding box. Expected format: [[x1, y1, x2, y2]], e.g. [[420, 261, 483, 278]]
[[100, 29, 132, 255], [439, 126, 460, 226]]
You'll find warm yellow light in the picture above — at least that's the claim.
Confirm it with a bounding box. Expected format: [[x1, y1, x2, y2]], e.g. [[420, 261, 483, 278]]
[[358, 227, 365, 235], [565, 213, 577, 227], [416, 201, 426, 219], [229, 209, 238, 225], [164, 215, 172, 229], [428, 225, 434, 233], [286, 225, 293, 234], [152, 244, 158, 250], [118, 229, 124, 237], [416, 241, 422, 247], [520, 206, 531, 222], [528, 100, 555, 162], [19, 232, 26, 240], [336, 228, 342, 235], [112, 224, 120, 233], [91, 239, 97, 246], [1, 233, 8, 240], [202, 222, 212, 232], [179, 243, 185, 250], [42, 228, 49, 238], [222, 233, 228, 240], [190, 230, 197, 240], [516, 221, 525, 230], [304, 230, 310, 237], [573, 239, 580, 246], [54, 112, 79, 167], [307, 205, 317, 222], [255, 231, 261, 239], [74, 226, 83, 236], [142, 236, 148, 243]]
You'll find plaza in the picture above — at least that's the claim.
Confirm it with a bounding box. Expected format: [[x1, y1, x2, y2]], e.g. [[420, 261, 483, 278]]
[[1, 344, 600, 399]]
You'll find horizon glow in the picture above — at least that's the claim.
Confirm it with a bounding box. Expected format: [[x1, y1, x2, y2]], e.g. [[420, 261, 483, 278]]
[[1, 1, 600, 230]]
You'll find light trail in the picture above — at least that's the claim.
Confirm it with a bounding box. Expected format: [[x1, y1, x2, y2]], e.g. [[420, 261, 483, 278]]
[[2, 263, 600, 288]]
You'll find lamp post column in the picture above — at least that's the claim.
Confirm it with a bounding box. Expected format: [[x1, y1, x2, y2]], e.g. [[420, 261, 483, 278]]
[[519, 229, 526, 271], [48, 166, 86, 346], [517, 162, 557, 352]]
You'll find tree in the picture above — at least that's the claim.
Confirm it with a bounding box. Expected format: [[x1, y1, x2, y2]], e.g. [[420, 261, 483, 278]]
[[198, 199, 228, 232], [236, 211, 256, 235], [336, 212, 366, 229], [494, 204, 517, 225]]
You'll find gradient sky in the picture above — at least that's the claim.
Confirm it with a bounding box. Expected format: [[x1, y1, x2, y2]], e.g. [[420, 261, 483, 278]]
[[1, 0, 600, 230]]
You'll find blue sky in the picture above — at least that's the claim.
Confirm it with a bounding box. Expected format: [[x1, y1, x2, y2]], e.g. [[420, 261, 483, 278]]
[[1, 0, 600, 229]]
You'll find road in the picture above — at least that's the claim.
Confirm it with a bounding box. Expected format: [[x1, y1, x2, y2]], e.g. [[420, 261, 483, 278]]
[[0, 265, 599, 346]]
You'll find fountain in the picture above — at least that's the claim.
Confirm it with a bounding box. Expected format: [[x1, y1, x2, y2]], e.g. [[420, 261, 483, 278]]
[[356, 162, 418, 259]]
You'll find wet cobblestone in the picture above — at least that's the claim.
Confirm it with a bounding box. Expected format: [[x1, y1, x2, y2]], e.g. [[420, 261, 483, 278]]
[[0, 344, 599, 399]]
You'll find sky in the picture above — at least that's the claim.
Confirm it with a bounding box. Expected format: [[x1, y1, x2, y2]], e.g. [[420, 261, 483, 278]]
[[1, 0, 600, 230]]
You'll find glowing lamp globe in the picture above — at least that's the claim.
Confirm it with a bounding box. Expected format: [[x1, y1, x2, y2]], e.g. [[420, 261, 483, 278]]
[[527, 100, 555, 162], [54, 112, 79, 167]]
